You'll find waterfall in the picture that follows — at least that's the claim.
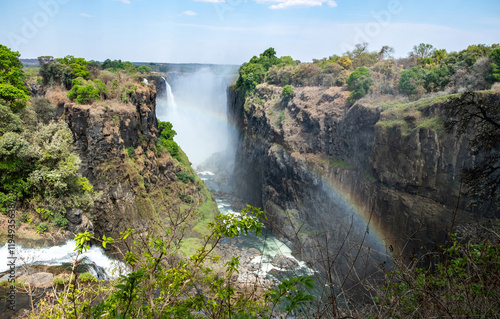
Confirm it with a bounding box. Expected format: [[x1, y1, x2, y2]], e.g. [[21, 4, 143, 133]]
[[162, 76, 176, 109]]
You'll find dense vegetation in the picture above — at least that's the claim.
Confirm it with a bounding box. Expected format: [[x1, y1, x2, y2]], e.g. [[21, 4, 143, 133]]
[[0, 46, 93, 232], [236, 43, 500, 103]]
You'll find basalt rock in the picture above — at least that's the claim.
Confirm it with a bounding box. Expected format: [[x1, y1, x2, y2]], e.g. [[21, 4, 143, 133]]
[[229, 84, 489, 276]]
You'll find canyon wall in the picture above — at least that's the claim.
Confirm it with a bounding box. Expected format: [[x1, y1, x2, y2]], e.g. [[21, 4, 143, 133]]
[[46, 78, 217, 248], [229, 84, 485, 275]]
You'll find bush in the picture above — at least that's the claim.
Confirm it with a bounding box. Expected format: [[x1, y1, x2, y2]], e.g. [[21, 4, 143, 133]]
[[157, 120, 181, 161], [346, 67, 372, 103], [126, 147, 135, 158], [399, 66, 426, 97], [282, 85, 294, 100], [52, 212, 69, 229], [36, 222, 49, 234], [176, 172, 196, 184], [78, 272, 96, 283], [67, 78, 108, 104], [31, 98, 56, 124]]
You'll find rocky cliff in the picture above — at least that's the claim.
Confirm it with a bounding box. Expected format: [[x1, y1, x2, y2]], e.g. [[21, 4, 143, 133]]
[[229, 84, 490, 275], [45, 78, 218, 250]]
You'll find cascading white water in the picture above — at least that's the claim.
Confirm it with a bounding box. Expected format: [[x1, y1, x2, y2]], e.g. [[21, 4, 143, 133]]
[[162, 76, 177, 109], [0, 240, 129, 279], [157, 69, 237, 167]]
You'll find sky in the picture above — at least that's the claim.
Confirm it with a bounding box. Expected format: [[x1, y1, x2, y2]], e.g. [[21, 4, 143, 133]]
[[0, 0, 499, 65]]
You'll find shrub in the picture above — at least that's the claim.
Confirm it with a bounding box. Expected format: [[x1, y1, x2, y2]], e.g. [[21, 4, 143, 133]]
[[282, 85, 294, 100], [36, 222, 49, 234], [157, 120, 181, 161], [52, 212, 69, 229], [78, 272, 96, 283], [176, 172, 195, 184], [126, 147, 135, 158], [399, 66, 426, 97], [346, 67, 372, 103], [67, 78, 100, 104], [31, 98, 56, 124]]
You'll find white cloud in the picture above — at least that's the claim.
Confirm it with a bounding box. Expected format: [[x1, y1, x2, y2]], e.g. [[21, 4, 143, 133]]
[[193, 0, 225, 3], [114, 0, 131, 4], [255, 0, 337, 9], [79, 13, 92, 18], [182, 11, 198, 16]]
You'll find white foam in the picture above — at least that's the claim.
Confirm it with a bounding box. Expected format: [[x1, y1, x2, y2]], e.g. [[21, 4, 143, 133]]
[[0, 240, 129, 278]]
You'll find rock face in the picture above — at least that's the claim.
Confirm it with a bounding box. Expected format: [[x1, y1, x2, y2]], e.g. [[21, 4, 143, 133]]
[[45, 78, 217, 245], [229, 84, 488, 277]]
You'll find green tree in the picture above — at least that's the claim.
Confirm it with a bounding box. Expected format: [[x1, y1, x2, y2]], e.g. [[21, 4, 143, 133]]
[[0, 45, 29, 111], [157, 120, 181, 161], [137, 65, 152, 74], [489, 47, 500, 83], [282, 85, 294, 103], [346, 67, 372, 103], [398, 66, 426, 98], [411, 43, 435, 62], [424, 65, 450, 92]]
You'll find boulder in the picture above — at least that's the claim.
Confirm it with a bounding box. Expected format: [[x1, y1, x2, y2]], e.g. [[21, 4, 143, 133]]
[[18, 272, 54, 288], [271, 253, 299, 269]]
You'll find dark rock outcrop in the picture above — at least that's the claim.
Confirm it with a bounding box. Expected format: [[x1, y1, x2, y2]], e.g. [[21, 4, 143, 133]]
[[230, 84, 488, 277]]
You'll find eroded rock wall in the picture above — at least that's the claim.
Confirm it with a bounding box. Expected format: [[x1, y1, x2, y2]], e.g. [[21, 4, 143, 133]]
[[230, 84, 478, 268]]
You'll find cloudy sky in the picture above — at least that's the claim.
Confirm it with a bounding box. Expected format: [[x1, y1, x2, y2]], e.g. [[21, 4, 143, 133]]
[[1, 0, 499, 64]]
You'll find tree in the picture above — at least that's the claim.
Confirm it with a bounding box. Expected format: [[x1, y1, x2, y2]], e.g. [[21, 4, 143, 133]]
[[411, 43, 435, 61], [378, 45, 395, 61], [282, 84, 294, 101], [0, 45, 29, 111], [444, 91, 500, 213], [346, 67, 372, 103], [489, 47, 500, 83], [137, 65, 152, 74], [398, 66, 426, 98]]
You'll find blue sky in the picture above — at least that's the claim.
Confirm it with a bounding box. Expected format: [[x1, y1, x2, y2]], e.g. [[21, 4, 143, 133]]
[[0, 0, 499, 64]]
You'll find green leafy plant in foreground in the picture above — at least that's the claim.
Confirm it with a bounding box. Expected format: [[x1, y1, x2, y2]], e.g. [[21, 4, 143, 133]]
[[30, 205, 317, 318]]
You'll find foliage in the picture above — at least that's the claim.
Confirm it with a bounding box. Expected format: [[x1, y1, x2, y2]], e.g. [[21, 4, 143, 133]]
[[0, 45, 29, 111], [0, 103, 23, 135], [346, 67, 372, 103], [0, 83, 29, 112], [236, 48, 293, 94], [67, 78, 107, 104], [35, 222, 49, 234], [157, 120, 181, 161], [374, 233, 500, 318], [137, 65, 152, 74], [398, 66, 426, 98], [0, 120, 93, 215], [39, 55, 91, 89], [281, 84, 294, 100], [126, 146, 135, 158], [411, 43, 435, 62], [424, 65, 450, 92], [490, 48, 500, 83], [176, 171, 196, 184], [31, 97, 56, 124], [30, 205, 299, 319]]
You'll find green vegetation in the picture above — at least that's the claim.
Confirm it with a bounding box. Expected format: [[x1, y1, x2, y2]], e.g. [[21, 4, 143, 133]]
[[281, 84, 294, 100], [346, 66, 372, 102], [157, 120, 181, 161], [126, 146, 135, 158], [67, 78, 107, 104], [176, 171, 196, 183], [330, 158, 354, 169], [0, 45, 29, 111], [236, 43, 500, 109]]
